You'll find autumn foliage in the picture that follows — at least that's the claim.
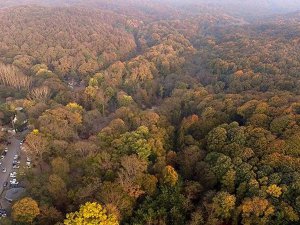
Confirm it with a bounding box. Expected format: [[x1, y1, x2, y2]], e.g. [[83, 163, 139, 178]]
[[0, 1, 300, 225]]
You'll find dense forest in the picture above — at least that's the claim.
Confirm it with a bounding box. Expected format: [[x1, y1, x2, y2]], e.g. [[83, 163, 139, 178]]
[[0, 0, 300, 224]]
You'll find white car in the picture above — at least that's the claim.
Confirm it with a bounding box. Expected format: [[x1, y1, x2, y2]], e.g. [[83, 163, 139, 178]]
[[26, 161, 31, 168], [2, 168, 6, 173], [26, 157, 31, 162], [13, 155, 19, 160], [4, 148, 8, 153], [10, 179, 18, 185], [0, 155, 4, 159], [10, 172, 16, 178]]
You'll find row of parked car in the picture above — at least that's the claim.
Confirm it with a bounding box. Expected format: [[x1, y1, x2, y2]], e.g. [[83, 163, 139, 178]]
[[0, 147, 8, 160], [1, 139, 31, 189], [0, 147, 8, 174], [9, 154, 21, 188]]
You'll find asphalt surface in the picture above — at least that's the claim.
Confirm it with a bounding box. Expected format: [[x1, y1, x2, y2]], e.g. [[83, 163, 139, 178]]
[[0, 136, 21, 209]]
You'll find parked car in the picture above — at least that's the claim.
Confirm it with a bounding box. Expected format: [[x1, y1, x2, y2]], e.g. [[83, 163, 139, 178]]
[[3, 182, 8, 188], [2, 168, 6, 173], [0, 155, 4, 159], [13, 160, 20, 165], [0, 209, 7, 217], [10, 172, 16, 178], [10, 179, 18, 185], [13, 155, 19, 160], [4, 147, 8, 152], [10, 183, 18, 188], [26, 157, 31, 162], [13, 165, 20, 169]]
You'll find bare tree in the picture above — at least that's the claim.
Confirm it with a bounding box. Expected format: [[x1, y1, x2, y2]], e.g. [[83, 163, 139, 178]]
[[28, 86, 51, 102], [0, 63, 32, 90]]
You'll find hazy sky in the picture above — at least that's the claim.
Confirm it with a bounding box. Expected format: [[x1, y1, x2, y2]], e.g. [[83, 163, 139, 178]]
[[171, 0, 300, 18], [1, 0, 300, 19]]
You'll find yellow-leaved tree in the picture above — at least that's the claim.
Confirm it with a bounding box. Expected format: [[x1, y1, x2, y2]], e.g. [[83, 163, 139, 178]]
[[266, 184, 282, 198], [12, 197, 40, 224], [64, 202, 119, 225], [162, 165, 178, 186]]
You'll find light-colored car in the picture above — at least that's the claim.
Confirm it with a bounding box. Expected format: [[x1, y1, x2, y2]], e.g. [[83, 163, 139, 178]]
[[0, 155, 4, 159], [10, 179, 18, 185], [26, 157, 31, 162], [10, 172, 16, 178], [13, 155, 19, 160], [2, 168, 6, 173], [26, 161, 31, 168], [9, 178, 16, 183]]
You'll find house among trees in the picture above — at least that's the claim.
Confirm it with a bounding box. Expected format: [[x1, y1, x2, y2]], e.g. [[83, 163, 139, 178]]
[[12, 107, 28, 132]]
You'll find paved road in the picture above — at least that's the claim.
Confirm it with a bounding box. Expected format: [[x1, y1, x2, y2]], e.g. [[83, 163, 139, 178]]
[[0, 136, 21, 209]]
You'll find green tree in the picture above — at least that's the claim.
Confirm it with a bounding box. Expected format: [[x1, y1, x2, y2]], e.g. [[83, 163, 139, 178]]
[[131, 186, 187, 225], [207, 127, 227, 152], [113, 126, 152, 160]]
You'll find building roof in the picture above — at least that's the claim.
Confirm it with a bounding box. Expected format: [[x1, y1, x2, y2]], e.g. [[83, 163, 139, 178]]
[[15, 107, 24, 111], [5, 188, 25, 202]]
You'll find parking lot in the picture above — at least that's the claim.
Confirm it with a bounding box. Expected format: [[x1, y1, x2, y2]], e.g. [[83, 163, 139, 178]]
[[0, 132, 30, 214], [0, 137, 21, 195]]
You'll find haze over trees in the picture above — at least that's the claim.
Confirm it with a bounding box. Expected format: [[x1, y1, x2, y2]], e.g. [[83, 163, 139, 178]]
[[0, 0, 300, 224]]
